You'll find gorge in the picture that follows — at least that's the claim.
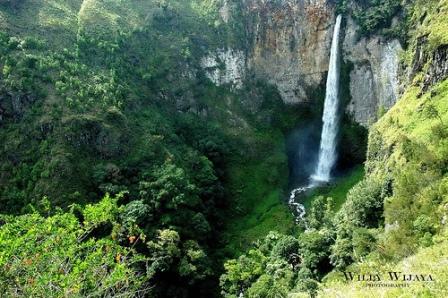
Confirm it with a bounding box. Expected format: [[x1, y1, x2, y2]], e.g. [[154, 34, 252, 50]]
[[0, 0, 447, 297]]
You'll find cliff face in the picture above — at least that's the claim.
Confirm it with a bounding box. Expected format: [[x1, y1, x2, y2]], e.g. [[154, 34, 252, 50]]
[[343, 16, 402, 126], [202, 0, 403, 126], [200, 49, 246, 89], [244, 0, 335, 104]]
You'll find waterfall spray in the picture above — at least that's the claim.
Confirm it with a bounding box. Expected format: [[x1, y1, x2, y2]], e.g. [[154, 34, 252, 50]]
[[289, 15, 343, 221], [311, 14, 342, 183]]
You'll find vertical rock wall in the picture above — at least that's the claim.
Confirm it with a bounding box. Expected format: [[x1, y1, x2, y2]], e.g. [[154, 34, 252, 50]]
[[200, 1, 403, 126], [343, 16, 402, 126], [200, 49, 246, 89], [245, 0, 335, 103]]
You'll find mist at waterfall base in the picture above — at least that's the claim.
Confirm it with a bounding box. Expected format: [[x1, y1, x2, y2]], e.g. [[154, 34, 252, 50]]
[[286, 113, 362, 189], [286, 122, 321, 188], [288, 14, 342, 221]]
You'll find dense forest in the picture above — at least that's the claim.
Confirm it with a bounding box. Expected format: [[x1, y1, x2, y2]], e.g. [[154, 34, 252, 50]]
[[0, 0, 447, 297]]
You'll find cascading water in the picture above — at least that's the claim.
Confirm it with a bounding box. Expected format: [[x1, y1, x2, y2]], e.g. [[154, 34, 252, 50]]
[[289, 15, 343, 222], [311, 14, 342, 183]]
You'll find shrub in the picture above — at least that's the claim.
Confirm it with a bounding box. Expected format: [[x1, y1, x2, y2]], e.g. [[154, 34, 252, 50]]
[[0, 196, 150, 297], [351, 0, 402, 37]]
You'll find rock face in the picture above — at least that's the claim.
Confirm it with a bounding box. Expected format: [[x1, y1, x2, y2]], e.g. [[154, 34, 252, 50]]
[[200, 0, 335, 103], [422, 44, 448, 91], [201, 1, 403, 125], [343, 16, 402, 126], [245, 0, 335, 104], [200, 49, 246, 90]]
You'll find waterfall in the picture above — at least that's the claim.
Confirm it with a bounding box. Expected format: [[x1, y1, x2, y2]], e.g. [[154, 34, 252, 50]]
[[289, 15, 343, 223], [311, 14, 342, 183]]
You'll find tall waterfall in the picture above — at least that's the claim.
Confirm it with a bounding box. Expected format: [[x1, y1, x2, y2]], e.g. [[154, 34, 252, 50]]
[[289, 15, 343, 222], [311, 14, 342, 183]]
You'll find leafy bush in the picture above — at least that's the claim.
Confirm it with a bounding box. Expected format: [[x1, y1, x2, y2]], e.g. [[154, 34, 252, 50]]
[[0, 196, 149, 297], [329, 177, 385, 268], [352, 0, 402, 36]]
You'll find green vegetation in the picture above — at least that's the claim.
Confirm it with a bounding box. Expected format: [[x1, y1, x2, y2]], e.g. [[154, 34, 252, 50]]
[[408, 0, 448, 51], [222, 131, 295, 256], [219, 171, 384, 296], [0, 0, 306, 296], [303, 166, 365, 210], [0, 195, 149, 297], [319, 233, 448, 297], [1, 0, 447, 297], [220, 0, 448, 297], [338, 0, 407, 41], [353, 0, 402, 36]]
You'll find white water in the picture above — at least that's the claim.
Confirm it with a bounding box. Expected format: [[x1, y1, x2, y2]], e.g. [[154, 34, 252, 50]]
[[289, 15, 343, 222], [289, 186, 312, 224], [311, 14, 342, 183]]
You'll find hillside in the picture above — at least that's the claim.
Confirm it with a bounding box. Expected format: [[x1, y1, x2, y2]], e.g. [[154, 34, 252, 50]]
[[0, 0, 303, 296]]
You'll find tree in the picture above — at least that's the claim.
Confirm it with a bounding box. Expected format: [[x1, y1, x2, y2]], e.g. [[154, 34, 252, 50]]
[[246, 274, 290, 298], [178, 240, 211, 282], [220, 249, 267, 297], [329, 178, 385, 269], [0, 196, 150, 297], [306, 196, 334, 230], [425, 103, 444, 125], [147, 229, 181, 278], [139, 161, 199, 211], [299, 229, 334, 275]]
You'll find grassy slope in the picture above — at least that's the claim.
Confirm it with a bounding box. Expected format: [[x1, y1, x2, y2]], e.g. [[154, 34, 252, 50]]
[[317, 233, 448, 298], [303, 166, 365, 211], [222, 130, 295, 256], [313, 77, 448, 298], [0, 0, 80, 48]]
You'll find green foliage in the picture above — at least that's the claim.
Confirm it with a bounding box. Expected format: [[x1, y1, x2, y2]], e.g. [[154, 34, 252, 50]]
[[299, 229, 334, 275], [0, 3, 254, 294], [314, 2, 448, 295], [364, 77, 448, 260], [270, 235, 300, 261], [220, 249, 267, 297], [305, 196, 334, 230], [317, 233, 448, 297], [0, 1, 307, 295], [140, 161, 199, 211], [0, 196, 149, 297], [83, 193, 121, 227], [220, 232, 298, 298], [221, 218, 335, 297], [246, 273, 291, 298], [3, 0, 447, 297], [303, 166, 365, 211], [336, 177, 385, 228], [221, 136, 296, 256], [178, 240, 211, 282], [329, 177, 385, 268], [351, 0, 403, 37], [147, 229, 181, 278], [224, 0, 448, 297]]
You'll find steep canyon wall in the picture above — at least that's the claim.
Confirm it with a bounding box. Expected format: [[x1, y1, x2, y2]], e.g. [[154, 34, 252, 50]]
[[201, 0, 403, 126]]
